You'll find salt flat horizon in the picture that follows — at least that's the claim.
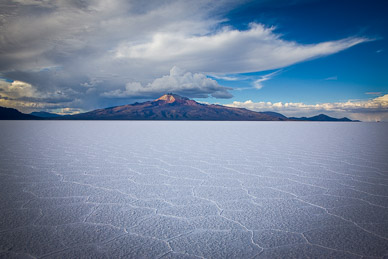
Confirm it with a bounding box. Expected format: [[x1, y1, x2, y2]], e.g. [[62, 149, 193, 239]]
[[1, 121, 387, 258]]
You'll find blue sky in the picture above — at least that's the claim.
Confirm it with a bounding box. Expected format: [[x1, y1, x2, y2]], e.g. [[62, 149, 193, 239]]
[[208, 0, 387, 105], [0, 0, 387, 121]]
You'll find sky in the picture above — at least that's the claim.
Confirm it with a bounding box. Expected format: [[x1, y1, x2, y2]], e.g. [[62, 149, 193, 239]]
[[0, 0, 387, 121]]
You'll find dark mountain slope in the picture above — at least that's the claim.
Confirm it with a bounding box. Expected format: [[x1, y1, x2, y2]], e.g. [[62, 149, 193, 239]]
[[0, 106, 40, 120], [30, 111, 62, 118]]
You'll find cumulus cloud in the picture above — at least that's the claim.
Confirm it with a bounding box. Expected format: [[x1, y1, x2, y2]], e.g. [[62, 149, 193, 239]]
[[0, 79, 81, 112], [227, 94, 388, 121], [0, 80, 37, 98], [102, 66, 233, 99], [0, 0, 371, 111]]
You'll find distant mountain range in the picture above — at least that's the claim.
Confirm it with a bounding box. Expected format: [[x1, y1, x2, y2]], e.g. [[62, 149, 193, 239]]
[[0, 94, 358, 121], [30, 111, 63, 118], [289, 114, 359, 122]]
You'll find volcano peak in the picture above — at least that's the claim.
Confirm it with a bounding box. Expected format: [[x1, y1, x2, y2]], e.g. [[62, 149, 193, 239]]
[[155, 93, 188, 103]]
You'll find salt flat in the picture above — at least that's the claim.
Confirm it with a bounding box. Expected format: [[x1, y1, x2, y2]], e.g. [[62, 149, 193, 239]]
[[0, 121, 387, 258]]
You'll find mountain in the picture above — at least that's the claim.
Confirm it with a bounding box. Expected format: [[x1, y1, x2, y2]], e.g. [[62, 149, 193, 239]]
[[0, 106, 40, 120], [261, 111, 288, 120], [0, 95, 360, 121], [61, 94, 285, 121], [30, 111, 62, 118], [289, 114, 356, 122]]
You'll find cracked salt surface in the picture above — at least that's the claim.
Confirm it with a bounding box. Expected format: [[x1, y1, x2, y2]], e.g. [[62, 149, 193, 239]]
[[0, 121, 387, 258]]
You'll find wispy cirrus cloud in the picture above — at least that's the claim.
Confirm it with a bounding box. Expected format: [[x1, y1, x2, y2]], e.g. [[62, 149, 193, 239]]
[[208, 75, 243, 81], [324, 76, 338, 81], [365, 92, 383, 95], [253, 70, 282, 89], [114, 23, 369, 74]]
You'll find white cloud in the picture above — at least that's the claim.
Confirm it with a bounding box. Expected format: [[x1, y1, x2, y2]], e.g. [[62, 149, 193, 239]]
[[227, 94, 388, 121], [208, 75, 243, 81], [365, 92, 382, 95], [324, 76, 338, 81], [102, 66, 232, 99], [57, 107, 83, 115], [0, 80, 37, 98], [114, 23, 369, 74], [253, 70, 281, 89]]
